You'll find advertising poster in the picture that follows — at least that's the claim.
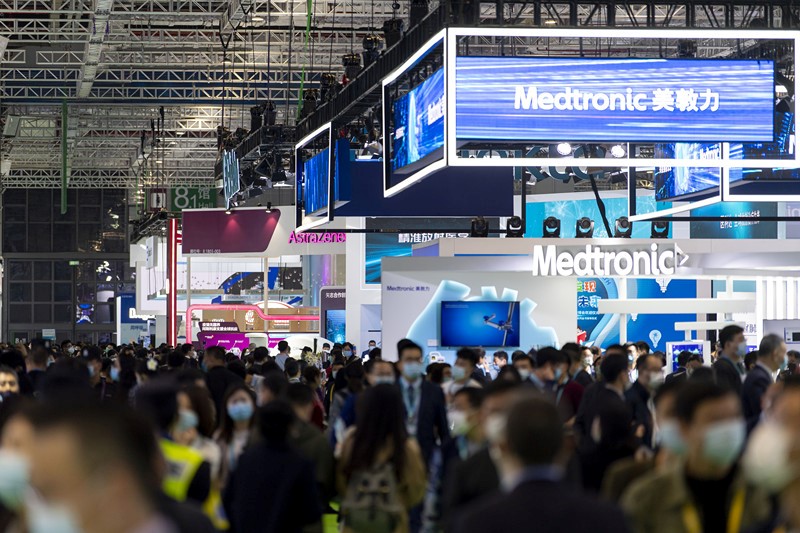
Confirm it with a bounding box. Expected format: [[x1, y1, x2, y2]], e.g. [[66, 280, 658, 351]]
[[364, 218, 499, 284], [689, 201, 778, 239], [455, 57, 774, 142], [320, 287, 346, 344], [578, 278, 697, 350], [117, 293, 151, 345]]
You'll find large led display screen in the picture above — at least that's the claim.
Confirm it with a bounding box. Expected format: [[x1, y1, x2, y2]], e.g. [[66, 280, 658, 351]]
[[392, 67, 445, 173], [729, 112, 797, 182], [440, 301, 520, 348], [455, 57, 774, 142], [654, 143, 722, 201], [303, 148, 330, 215]]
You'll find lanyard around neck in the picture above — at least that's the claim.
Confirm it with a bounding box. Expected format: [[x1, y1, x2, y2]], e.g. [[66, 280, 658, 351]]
[[681, 487, 745, 533]]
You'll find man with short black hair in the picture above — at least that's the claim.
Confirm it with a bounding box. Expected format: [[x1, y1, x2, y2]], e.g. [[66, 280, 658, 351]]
[[563, 342, 594, 388], [285, 357, 301, 384], [742, 333, 787, 424], [713, 325, 747, 395], [204, 345, 243, 422], [361, 340, 377, 359], [457, 395, 630, 533], [667, 351, 694, 384], [0, 365, 20, 398], [626, 354, 664, 449], [444, 348, 483, 401], [167, 350, 186, 371], [275, 340, 291, 371], [574, 353, 632, 447], [526, 347, 561, 394]]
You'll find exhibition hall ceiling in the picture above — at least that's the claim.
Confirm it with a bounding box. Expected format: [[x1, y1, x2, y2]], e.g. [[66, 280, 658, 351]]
[[0, 0, 797, 189]]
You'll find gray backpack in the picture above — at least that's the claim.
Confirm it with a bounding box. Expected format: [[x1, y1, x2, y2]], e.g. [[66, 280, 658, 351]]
[[341, 463, 405, 532]]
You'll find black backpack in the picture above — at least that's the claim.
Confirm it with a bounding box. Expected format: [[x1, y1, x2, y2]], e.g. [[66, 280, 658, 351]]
[[341, 463, 405, 532]]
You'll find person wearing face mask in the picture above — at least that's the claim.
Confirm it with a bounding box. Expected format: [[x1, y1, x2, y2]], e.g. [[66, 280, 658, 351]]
[[602, 378, 687, 503], [441, 380, 515, 532], [395, 339, 449, 470], [215, 384, 257, 490], [323, 354, 345, 416], [621, 381, 770, 533], [82, 347, 117, 404], [565, 343, 594, 388], [667, 351, 695, 384], [361, 340, 378, 360], [457, 394, 630, 533], [511, 351, 536, 385], [742, 334, 787, 428], [626, 354, 665, 450], [338, 360, 397, 432], [443, 349, 483, 405], [203, 346, 244, 427], [553, 349, 584, 424], [713, 325, 748, 396], [742, 377, 800, 533], [342, 342, 357, 363], [574, 352, 633, 449]]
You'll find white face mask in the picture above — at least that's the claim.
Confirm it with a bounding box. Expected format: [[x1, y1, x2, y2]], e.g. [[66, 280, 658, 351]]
[[27, 499, 84, 533], [0, 451, 29, 510], [484, 413, 506, 444], [703, 419, 746, 468], [743, 421, 797, 493], [448, 410, 471, 436]]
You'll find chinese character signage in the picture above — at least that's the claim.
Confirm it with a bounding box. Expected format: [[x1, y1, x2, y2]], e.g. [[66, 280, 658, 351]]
[[170, 187, 216, 212], [455, 57, 774, 142]]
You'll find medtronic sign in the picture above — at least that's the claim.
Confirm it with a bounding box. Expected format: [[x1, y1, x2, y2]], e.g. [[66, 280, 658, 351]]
[[455, 57, 774, 142], [532, 244, 688, 277]]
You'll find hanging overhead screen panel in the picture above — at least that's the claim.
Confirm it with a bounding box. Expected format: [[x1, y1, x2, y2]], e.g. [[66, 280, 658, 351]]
[[454, 57, 775, 143]]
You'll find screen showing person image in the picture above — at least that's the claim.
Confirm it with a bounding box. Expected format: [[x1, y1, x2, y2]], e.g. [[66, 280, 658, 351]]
[[391, 67, 445, 174], [440, 301, 520, 348]]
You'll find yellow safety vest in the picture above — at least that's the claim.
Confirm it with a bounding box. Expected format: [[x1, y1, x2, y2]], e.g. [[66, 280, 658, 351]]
[[159, 439, 204, 502]]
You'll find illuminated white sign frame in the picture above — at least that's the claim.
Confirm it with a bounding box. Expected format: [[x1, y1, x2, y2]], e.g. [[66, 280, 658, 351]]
[[294, 122, 334, 233], [382, 29, 448, 198], [445, 27, 800, 171], [532, 243, 689, 277]]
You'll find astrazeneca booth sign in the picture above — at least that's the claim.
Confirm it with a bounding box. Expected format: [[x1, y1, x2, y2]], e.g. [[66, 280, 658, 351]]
[[381, 28, 799, 199]]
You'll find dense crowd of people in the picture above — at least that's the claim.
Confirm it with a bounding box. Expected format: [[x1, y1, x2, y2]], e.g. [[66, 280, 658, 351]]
[[0, 325, 799, 533]]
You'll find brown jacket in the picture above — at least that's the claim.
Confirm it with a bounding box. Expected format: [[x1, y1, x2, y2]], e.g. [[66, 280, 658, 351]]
[[337, 436, 427, 533], [621, 461, 771, 533]]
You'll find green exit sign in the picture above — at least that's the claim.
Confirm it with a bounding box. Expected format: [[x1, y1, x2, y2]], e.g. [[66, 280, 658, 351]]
[[170, 187, 216, 212], [69, 260, 80, 266]]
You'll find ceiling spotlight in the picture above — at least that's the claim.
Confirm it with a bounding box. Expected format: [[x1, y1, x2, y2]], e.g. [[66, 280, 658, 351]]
[[506, 216, 525, 238], [556, 142, 572, 156], [575, 217, 594, 238], [543, 216, 561, 238], [651, 220, 669, 239], [251, 15, 265, 22], [610, 144, 626, 158], [470, 216, 489, 238], [544, 18, 557, 25], [614, 216, 632, 238]]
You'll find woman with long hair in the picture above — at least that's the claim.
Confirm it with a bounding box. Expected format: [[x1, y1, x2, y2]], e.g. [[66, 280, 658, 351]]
[[338, 384, 426, 533], [214, 383, 257, 489]]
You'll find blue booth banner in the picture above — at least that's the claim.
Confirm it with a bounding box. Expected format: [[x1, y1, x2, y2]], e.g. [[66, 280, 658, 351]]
[[455, 57, 774, 142]]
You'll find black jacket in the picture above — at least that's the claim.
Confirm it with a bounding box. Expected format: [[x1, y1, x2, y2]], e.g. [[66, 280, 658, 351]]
[[441, 447, 499, 533], [205, 366, 243, 423], [665, 367, 688, 384], [625, 380, 654, 449], [156, 494, 217, 533], [224, 442, 321, 533], [575, 383, 630, 446], [713, 357, 744, 396], [742, 364, 773, 423], [573, 369, 594, 388], [455, 479, 631, 533], [398, 379, 450, 466]]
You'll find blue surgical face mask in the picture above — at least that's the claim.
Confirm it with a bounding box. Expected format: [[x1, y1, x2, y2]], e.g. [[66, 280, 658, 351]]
[[0, 451, 29, 511], [780, 355, 789, 372], [176, 409, 199, 432], [736, 342, 748, 358], [657, 419, 687, 456], [402, 362, 423, 380], [451, 366, 467, 382], [518, 368, 531, 381], [343, 350, 352, 358], [372, 376, 396, 386], [87, 365, 96, 378], [109, 367, 120, 382], [227, 401, 254, 422], [554, 367, 564, 381], [703, 419, 746, 468]]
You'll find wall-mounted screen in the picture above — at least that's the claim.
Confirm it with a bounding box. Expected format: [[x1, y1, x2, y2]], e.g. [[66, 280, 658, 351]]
[[654, 143, 722, 201], [325, 309, 346, 344], [455, 57, 775, 142], [392, 68, 445, 174], [303, 148, 330, 215], [666, 340, 711, 371], [440, 301, 520, 348]]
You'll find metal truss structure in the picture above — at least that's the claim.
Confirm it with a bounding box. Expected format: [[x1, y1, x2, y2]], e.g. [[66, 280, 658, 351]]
[[1, 0, 798, 189]]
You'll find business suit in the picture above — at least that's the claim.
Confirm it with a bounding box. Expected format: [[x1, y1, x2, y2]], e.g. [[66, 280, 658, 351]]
[[573, 369, 594, 388], [665, 367, 688, 384], [441, 447, 499, 533], [456, 478, 631, 533], [742, 363, 773, 423], [399, 379, 450, 467], [575, 383, 630, 447], [625, 380, 654, 449], [713, 356, 744, 396]]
